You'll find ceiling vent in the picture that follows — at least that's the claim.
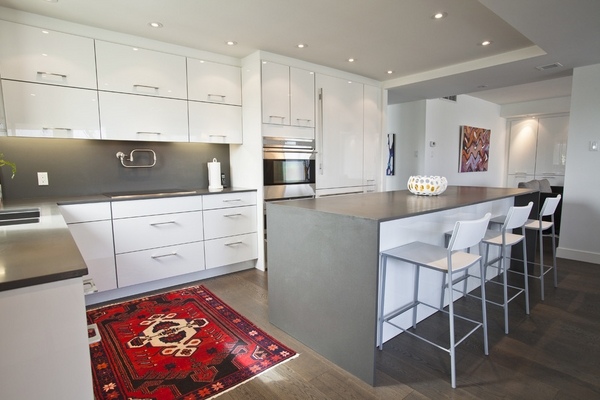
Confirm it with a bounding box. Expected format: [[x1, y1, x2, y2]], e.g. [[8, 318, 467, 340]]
[[441, 95, 457, 102], [535, 62, 563, 71]]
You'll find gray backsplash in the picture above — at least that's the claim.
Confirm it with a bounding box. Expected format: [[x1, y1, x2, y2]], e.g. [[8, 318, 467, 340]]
[[0, 137, 230, 200]]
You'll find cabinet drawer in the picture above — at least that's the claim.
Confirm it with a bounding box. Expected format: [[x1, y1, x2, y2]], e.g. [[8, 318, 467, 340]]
[[95, 40, 187, 99], [2, 80, 101, 139], [112, 195, 202, 218], [98, 91, 189, 142], [113, 211, 203, 254], [203, 205, 257, 240], [205, 233, 258, 269], [0, 20, 97, 89], [59, 202, 112, 223], [116, 241, 205, 287], [203, 191, 256, 210]]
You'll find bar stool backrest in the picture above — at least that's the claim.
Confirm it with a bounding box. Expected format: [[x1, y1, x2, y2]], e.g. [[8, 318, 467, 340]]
[[540, 194, 561, 218], [503, 202, 534, 231], [448, 212, 492, 251]]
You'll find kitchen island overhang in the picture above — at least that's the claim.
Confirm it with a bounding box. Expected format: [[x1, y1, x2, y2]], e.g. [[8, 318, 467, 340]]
[[266, 186, 536, 385]]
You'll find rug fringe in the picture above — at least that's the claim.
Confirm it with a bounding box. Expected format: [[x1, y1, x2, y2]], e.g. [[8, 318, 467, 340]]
[[207, 353, 300, 400]]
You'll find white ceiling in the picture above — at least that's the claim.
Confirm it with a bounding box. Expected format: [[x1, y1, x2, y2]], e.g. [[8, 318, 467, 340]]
[[1, 0, 599, 105]]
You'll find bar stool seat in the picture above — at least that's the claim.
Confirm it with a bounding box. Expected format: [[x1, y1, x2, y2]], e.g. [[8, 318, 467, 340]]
[[377, 212, 491, 388]]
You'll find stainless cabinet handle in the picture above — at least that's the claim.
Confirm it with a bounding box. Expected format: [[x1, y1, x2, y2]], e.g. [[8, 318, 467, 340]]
[[43, 127, 72, 131], [133, 84, 159, 90], [208, 94, 226, 99], [269, 115, 286, 121], [318, 88, 324, 175], [37, 71, 67, 78], [150, 220, 176, 226], [151, 251, 178, 259], [209, 134, 226, 137], [225, 241, 243, 247], [223, 199, 241, 202], [296, 118, 312, 122], [223, 213, 242, 217], [137, 131, 162, 135]]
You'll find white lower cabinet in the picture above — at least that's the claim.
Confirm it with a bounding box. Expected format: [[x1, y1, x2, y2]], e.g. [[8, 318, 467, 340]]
[[205, 233, 258, 270], [58, 202, 116, 292], [116, 241, 205, 287], [203, 205, 257, 240]]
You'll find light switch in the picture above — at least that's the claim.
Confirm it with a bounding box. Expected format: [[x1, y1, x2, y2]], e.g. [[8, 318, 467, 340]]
[[590, 140, 599, 151]]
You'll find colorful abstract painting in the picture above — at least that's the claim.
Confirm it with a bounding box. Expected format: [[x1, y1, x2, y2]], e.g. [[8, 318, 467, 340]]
[[459, 125, 490, 172]]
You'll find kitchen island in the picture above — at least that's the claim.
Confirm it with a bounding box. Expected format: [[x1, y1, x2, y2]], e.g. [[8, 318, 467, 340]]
[[266, 186, 535, 385]]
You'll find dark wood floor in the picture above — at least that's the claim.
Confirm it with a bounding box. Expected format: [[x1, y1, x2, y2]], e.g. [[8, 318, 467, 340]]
[[193, 241, 600, 399]]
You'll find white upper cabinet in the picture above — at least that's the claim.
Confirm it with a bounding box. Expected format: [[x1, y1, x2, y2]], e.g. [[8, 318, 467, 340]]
[[189, 101, 242, 144], [290, 67, 315, 128], [262, 61, 315, 129], [2, 80, 100, 139], [187, 59, 241, 105], [535, 115, 568, 177], [507, 118, 538, 175], [262, 61, 290, 125], [99, 91, 188, 142], [0, 20, 97, 89], [95, 40, 187, 99]]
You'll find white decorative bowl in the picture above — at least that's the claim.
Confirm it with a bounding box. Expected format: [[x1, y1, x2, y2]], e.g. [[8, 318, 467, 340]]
[[407, 175, 448, 196]]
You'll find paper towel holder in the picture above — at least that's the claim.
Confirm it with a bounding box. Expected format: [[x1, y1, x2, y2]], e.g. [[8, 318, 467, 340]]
[[208, 157, 224, 192]]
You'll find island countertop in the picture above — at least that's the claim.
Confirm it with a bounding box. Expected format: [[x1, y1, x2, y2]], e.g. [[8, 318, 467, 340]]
[[270, 186, 534, 221]]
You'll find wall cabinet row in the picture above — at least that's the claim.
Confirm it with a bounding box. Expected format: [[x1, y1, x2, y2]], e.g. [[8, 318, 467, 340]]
[[58, 191, 258, 293], [0, 19, 242, 143], [507, 115, 568, 187]]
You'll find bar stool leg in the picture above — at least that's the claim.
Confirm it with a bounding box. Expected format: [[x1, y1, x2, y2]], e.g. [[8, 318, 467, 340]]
[[552, 224, 558, 288], [479, 243, 489, 355], [447, 268, 456, 389], [501, 246, 510, 334], [412, 265, 420, 329], [522, 231, 530, 314], [539, 223, 546, 301]]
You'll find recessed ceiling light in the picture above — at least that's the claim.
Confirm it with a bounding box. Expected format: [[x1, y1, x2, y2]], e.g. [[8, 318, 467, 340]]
[[348, 58, 355, 63], [387, 70, 393, 74], [226, 41, 238, 46], [480, 40, 492, 46], [432, 12, 447, 19], [297, 43, 308, 49], [148, 22, 163, 28]]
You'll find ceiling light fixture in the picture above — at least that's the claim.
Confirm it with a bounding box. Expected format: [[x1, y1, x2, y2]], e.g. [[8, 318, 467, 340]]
[[432, 12, 447, 19], [226, 41, 238, 46], [348, 58, 355, 63], [297, 43, 307, 49], [480, 40, 492, 46], [387, 70, 393, 74], [148, 22, 163, 28]]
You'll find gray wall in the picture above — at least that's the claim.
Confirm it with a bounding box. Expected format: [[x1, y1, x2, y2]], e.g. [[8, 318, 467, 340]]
[[0, 137, 230, 200]]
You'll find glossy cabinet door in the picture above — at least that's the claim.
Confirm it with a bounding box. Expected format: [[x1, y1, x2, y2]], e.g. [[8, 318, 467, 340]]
[[290, 67, 315, 128], [187, 59, 241, 105], [203, 205, 257, 240], [99, 91, 189, 142], [0, 20, 97, 89], [363, 84, 382, 191], [188, 101, 242, 143], [262, 61, 290, 125], [507, 118, 538, 175], [2, 80, 101, 139], [205, 233, 258, 270], [95, 40, 187, 99], [316, 74, 364, 190], [59, 202, 117, 292], [203, 191, 256, 210], [535, 115, 568, 180]]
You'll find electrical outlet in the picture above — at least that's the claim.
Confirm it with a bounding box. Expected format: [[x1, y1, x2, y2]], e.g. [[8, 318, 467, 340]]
[[37, 172, 49, 186]]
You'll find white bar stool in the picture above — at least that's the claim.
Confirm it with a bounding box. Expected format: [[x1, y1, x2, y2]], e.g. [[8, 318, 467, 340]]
[[522, 194, 561, 300], [377, 212, 491, 389], [483, 202, 533, 334]]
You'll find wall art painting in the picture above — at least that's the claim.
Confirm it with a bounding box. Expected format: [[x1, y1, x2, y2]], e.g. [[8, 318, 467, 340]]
[[459, 125, 490, 172], [386, 133, 395, 176]]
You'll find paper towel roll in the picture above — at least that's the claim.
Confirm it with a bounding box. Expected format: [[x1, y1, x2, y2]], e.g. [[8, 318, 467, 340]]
[[208, 158, 223, 191]]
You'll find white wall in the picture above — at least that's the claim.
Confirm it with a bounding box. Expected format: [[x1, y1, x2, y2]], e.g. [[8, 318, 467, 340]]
[[557, 63, 600, 264], [387, 95, 507, 189]]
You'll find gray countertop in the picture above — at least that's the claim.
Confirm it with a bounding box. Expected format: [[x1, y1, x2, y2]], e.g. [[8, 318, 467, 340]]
[[269, 186, 535, 222], [0, 187, 256, 292]]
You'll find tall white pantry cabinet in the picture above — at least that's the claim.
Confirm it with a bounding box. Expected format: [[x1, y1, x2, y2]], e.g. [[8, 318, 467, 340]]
[[506, 114, 569, 187]]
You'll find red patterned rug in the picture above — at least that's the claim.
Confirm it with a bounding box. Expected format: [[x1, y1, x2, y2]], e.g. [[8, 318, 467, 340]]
[[87, 285, 297, 399]]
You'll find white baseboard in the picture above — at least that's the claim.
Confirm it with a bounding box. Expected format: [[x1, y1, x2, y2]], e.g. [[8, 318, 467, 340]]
[[557, 246, 600, 265]]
